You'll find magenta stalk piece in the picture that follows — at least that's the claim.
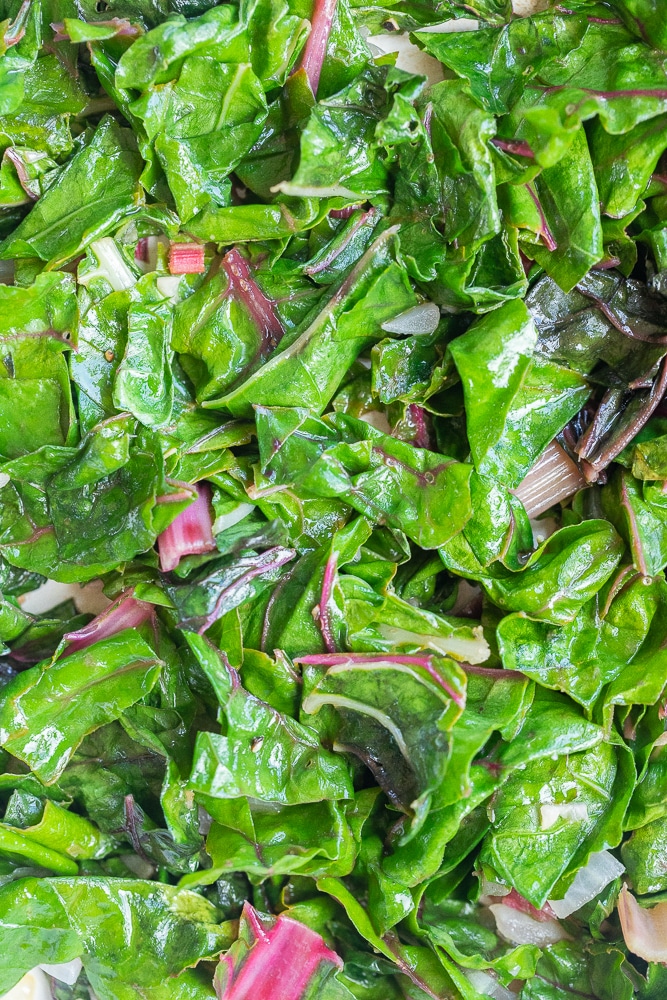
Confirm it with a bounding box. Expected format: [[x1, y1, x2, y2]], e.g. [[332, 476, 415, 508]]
[[158, 482, 217, 573], [217, 904, 342, 1000], [298, 0, 338, 97], [62, 589, 154, 656], [221, 249, 283, 351], [296, 651, 465, 706], [318, 552, 338, 652], [526, 184, 558, 252], [168, 242, 206, 274]]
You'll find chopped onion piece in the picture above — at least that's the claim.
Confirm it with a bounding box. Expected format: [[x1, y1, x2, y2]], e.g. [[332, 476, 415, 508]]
[[381, 302, 440, 335], [548, 851, 625, 919], [513, 0, 549, 14], [490, 904, 570, 946], [212, 502, 255, 535], [384, 301, 437, 334], [156, 275, 182, 301], [417, 17, 479, 33], [514, 441, 586, 517], [81, 237, 136, 292], [272, 181, 358, 199], [2, 969, 51, 1000], [168, 242, 205, 274], [540, 802, 589, 830], [618, 885, 667, 963], [499, 888, 556, 922], [479, 874, 510, 898], [198, 805, 213, 835], [39, 960, 82, 985], [366, 33, 444, 86], [358, 410, 392, 434], [378, 623, 490, 665], [530, 515, 559, 545], [158, 482, 217, 572], [62, 589, 153, 655], [464, 970, 515, 1000], [449, 579, 482, 617], [118, 852, 155, 879]]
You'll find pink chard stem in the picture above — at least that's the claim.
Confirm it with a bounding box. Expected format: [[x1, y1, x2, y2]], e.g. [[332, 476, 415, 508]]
[[62, 589, 154, 656], [198, 546, 296, 634], [298, 0, 338, 97], [296, 652, 465, 707], [50, 17, 140, 41], [169, 242, 206, 274], [215, 904, 343, 1000], [491, 138, 535, 158], [318, 551, 338, 653], [526, 184, 558, 251], [408, 404, 430, 450], [306, 209, 376, 276], [221, 249, 284, 353], [500, 888, 558, 923], [329, 204, 363, 219], [158, 482, 217, 573]]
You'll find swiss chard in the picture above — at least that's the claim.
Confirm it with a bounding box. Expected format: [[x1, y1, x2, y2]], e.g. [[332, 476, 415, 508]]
[[0, 1, 666, 996]]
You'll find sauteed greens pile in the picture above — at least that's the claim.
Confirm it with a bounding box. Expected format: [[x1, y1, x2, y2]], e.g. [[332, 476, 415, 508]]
[[1, 0, 667, 997]]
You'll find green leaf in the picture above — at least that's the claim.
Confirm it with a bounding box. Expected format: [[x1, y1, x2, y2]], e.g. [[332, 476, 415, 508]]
[[0, 117, 143, 266], [498, 573, 667, 710], [521, 939, 637, 1000], [449, 298, 589, 487], [0, 630, 162, 783], [479, 736, 635, 907], [347, 590, 491, 666], [622, 815, 667, 894], [475, 521, 625, 625], [5, 797, 115, 859], [132, 58, 268, 221], [0, 877, 230, 1000], [113, 277, 174, 427], [172, 268, 267, 403], [209, 228, 417, 416], [162, 545, 296, 633], [0, 415, 169, 581], [386, 78, 501, 251], [527, 269, 667, 382], [276, 63, 391, 202], [195, 796, 358, 880], [607, 0, 667, 52], [413, 11, 589, 116], [185, 633, 353, 805], [186, 196, 328, 243], [415, 888, 539, 983], [0, 0, 42, 117], [601, 468, 667, 577], [290, 412, 475, 551], [302, 652, 465, 824], [0, 272, 77, 459], [591, 114, 667, 220], [520, 128, 604, 291]]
